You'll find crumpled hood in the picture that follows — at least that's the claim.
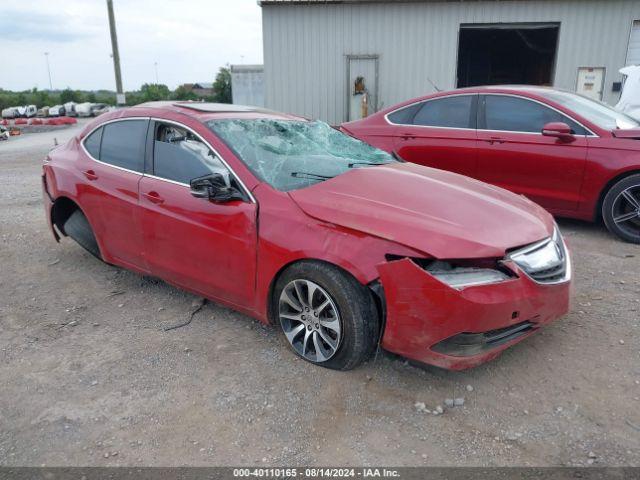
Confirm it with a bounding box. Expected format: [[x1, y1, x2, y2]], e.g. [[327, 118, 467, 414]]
[[288, 163, 554, 259]]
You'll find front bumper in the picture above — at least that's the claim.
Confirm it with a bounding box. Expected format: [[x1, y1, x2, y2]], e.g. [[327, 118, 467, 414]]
[[377, 258, 571, 370], [42, 173, 59, 241]]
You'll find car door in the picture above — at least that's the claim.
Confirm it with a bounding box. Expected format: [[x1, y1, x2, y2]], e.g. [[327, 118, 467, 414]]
[[79, 118, 149, 271], [138, 119, 257, 308], [476, 94, 589, 212], [391, 94, 478, 177]]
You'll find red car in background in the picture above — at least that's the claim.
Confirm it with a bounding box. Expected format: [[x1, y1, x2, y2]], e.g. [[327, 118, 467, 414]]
[[42, 102, 570, 371], [342, 86, 640, 244]]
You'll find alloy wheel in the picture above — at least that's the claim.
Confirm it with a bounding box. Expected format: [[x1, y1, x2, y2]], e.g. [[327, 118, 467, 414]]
[[611, 185, 640, 237], [278, 279, 342, 363]]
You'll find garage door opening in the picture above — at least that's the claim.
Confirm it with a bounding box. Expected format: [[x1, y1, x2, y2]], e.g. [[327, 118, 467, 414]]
[[456, 23, 560, 88]]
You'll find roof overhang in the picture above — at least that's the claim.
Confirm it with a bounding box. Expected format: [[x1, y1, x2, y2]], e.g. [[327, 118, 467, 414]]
[[259, 0, 532, 5]]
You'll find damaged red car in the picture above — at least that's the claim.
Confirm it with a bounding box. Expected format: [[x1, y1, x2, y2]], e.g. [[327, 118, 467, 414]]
[[42, 102, 571, 371]]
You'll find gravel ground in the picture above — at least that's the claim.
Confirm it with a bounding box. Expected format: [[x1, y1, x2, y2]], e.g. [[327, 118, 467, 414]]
[[1, 121, 639, 467]]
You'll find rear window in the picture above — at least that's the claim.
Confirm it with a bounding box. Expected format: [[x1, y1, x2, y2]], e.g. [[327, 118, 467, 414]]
[[99, 120, 147, 172], [83, 127, 102, 159], [387, 103, 421, 124], [412, 96, 474, 128]]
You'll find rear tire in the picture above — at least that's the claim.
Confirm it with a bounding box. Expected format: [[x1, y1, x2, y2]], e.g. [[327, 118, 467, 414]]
[[602, 174, 640, 244], [273, 261, 379, 370], [63, 209, 102, 259]]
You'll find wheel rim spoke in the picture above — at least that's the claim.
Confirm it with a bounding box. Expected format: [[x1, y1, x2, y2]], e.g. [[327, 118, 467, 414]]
[[317, 328, 338, 352], [320, 317, 340, 334], [312, 332, 328, 362], [302, 328, 312, 355], [281, 289, 303, 312], [279, 278, 341, 363], [306, 280, 318, 309], [284, 323, 305, 344], [293, 281, 306, 308], [614, 210, 639, 224], [316, 298, 331, 314], [621, 189, 640, 210]]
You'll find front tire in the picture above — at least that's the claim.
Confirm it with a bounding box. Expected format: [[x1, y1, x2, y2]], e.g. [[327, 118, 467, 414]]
[[602, 174, 640, 244], [273, 261, 379, 370]]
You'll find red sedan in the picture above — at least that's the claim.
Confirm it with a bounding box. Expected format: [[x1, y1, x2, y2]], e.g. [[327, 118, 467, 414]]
[[342, 86, 640, 244], [42, 102, 570, 370]]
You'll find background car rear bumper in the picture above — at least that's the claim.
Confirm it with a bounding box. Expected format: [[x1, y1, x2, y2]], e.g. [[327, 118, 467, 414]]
[[377, 257, 571, 370]]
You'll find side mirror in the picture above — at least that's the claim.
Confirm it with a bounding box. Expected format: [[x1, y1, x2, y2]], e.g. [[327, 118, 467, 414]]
[[542, 122, 575, 142], [189, 173, 244, 203]]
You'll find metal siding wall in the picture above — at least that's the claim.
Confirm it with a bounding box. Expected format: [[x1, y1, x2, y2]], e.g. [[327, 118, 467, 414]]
[[263, 1, 640, 124]]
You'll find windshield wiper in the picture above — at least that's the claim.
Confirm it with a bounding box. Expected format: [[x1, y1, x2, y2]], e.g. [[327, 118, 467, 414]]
[[392, 151, 406, 162], [291, 172, 334, 181], [348, 161, 382, 168]]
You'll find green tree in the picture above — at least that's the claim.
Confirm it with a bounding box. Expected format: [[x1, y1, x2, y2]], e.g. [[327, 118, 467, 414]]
[[125, 91, 142, 106], [139, 83, 171, 102], [60, 88, 75, 103], [28, 88, 52, 108], [212, 66, 232, 103], [87, 92, 97, 103], [172, 85, 198, 101]]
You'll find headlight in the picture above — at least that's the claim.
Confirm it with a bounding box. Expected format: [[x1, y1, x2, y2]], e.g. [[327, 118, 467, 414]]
[[425, 261, 510, 289]]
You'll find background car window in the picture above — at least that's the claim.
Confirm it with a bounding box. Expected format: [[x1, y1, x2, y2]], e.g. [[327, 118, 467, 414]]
[[153, 123, 232, 185], [387, 103, 421, 124], [83, 127, 102, 159], [412, 96, 474, 128], [100, 120, 147, 171], [484, 96, 587, 135]]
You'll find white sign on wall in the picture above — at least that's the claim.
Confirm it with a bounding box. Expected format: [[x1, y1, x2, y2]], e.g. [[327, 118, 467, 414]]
[[576, 67, 605, 101]]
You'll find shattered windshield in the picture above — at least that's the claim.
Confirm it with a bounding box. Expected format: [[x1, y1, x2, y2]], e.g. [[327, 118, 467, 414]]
[[207, 119, 397, 191]]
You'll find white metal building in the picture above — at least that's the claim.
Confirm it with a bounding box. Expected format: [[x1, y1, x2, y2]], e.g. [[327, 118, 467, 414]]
[[230, 64, 265, 107], [260, 0, 640, 124]]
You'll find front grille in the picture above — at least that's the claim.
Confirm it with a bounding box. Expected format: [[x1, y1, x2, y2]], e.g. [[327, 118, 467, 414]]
[[529, 263, 566, 283], [507, 227, 570, 285]]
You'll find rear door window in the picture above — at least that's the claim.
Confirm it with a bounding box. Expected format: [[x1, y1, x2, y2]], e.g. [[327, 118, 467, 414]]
[[412, 95, 475, 128], [99, 120, 148, 171], [83, 127, 102, 159], [483, 95, 587, 135]]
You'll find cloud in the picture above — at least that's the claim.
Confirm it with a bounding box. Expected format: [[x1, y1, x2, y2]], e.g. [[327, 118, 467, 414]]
[[1, 10, 94, 43], [0, 0, 263, 91]]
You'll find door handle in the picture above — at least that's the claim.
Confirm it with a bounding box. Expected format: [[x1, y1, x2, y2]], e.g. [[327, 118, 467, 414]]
[[400, 133, 416, 140], [83, 169, 98, 181], [143, 191, 164, 204], [485, 136, 506, 145]]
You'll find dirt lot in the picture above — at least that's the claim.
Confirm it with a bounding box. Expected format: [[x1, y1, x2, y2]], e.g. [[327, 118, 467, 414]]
[[1, 122, 639, 467]]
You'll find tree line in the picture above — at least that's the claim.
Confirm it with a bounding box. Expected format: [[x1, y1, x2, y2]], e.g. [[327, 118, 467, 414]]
[[0, 67, 232, 111]]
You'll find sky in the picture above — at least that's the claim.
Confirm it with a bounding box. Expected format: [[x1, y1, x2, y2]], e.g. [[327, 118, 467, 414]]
[[0, 0, 264, 92]]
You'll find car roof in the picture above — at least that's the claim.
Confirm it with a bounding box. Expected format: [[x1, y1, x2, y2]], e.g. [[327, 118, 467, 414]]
[[130, 101, 306, 121], [426, 85, 564, 96], [362, 85, 576, 121]]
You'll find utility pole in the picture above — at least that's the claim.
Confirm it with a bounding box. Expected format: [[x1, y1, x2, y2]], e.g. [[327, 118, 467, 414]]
[[106, 0, 125, 105], [44, 52, 53, 90], [154, 62, 159, 84]]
